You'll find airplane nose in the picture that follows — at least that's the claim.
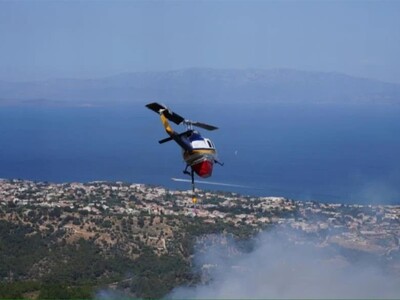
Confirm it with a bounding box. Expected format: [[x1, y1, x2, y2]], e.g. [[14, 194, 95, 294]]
[[192, 159, 213, 178]]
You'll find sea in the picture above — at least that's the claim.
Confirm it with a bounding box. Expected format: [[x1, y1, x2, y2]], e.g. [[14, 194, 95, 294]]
[[0, 102, 399, 204]]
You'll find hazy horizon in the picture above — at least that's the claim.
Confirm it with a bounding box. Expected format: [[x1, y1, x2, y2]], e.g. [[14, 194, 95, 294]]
[[2, 67, 400, 86], [1, 1, 400, 83]]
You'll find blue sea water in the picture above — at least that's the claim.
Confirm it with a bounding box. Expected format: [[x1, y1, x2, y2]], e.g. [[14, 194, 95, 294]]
[[0, 102, 399, 204]]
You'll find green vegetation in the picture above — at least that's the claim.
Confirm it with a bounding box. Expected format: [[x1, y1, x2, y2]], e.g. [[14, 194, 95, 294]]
[[184, 216, 256, 239], [0, 222, 194, 299], [0, 221, 52, 279], [0, 211, 253, 299], [0, 281, 41, 299], [128, 247, 192, 298]]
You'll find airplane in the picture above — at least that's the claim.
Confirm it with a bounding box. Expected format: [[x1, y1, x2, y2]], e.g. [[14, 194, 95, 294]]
[[146, 102, 223, 203]]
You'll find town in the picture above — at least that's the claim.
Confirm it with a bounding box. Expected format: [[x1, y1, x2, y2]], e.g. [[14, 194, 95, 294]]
[[1, 178, 399, 257]]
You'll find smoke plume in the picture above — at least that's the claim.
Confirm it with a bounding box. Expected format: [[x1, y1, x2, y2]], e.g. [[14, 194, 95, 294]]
[[168, 228, 400, 299]]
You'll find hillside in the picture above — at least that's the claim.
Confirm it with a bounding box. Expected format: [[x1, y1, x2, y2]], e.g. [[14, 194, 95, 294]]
[[0, 179, 399, 298], [1, 68, 400, 106]]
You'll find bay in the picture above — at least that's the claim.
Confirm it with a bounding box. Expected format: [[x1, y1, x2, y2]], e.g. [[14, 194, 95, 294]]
[[0, 102, 399, 204]]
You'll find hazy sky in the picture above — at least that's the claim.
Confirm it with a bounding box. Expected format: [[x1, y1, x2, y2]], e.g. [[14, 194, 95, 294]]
[[1, 0, 400, 83]]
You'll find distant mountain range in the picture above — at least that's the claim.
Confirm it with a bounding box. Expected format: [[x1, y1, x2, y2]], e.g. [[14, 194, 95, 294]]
[[1, 68, 399, 106]]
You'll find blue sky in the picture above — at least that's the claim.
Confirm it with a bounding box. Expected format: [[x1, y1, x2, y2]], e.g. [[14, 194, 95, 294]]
[[1, 0, 400, 83]]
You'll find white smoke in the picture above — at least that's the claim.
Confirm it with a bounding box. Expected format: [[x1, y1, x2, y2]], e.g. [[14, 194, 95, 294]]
[[168, 229, 400, 299], [354, 180, 400, 205]]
